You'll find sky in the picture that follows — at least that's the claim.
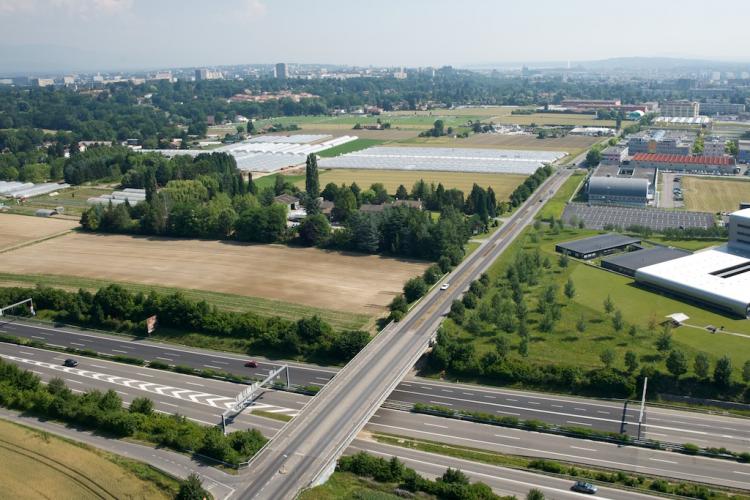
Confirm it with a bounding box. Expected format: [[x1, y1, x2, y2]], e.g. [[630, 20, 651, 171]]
[[1, 0, 750, 73]]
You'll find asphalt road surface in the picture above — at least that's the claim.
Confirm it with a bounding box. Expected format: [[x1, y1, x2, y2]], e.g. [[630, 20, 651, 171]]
[[3, 307, 750, 450], [2, 343, 748, 493]]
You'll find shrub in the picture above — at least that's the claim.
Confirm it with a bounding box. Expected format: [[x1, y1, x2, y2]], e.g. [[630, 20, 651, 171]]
[[403, 277, 427, 303]]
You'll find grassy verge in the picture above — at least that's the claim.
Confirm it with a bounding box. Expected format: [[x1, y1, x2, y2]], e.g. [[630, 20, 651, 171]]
[[373, 433, 749, 500], [537, 171, 585, 220], [0, 271, 369, 331], [299, 471, 407, 500], [0, 418, 179, 499]]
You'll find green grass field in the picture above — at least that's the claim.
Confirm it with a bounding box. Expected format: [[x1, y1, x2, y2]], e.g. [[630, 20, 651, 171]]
[[444, 223, 750, 379], [307, 169, 527, 199], [0, 418, 177, 499], [300, 471, 407, 500], [537, 171, 585, 220], [682, 176, 750, 213], [317, 138, 385, 157], [0, 272, 370, 331]]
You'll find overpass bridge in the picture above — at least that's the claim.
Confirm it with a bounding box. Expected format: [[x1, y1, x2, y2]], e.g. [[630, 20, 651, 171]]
[[240, 168, 575, 499]]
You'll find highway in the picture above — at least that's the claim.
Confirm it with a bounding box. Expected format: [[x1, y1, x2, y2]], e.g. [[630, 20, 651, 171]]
[[2, 343, 748, 493], [4, 320, 750, 450]]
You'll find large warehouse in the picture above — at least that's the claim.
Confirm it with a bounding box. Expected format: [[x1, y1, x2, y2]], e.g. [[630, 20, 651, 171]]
[[601, 247, 691, 277], [630, 153, 737, 174], [635, 209, 750, 317], [586, 176, 651, 207], [555, 233, 641, 260]]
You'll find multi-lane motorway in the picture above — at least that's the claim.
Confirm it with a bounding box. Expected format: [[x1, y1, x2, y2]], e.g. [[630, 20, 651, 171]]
[[3, 316, 750, 451], [3, 343, 748, 495]]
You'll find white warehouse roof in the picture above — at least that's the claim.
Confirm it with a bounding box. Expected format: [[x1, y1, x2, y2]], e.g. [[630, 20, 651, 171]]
[[635, 247, 750, 318]]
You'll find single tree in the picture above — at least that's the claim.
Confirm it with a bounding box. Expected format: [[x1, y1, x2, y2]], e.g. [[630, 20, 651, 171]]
[[564, 278, 576, 299], [714, 355, 733, 387], [305, 153, 320, 198], [666, 349, 688, 379], [628, 325, 638, 338], [655, 330, 673, 353], [527, 489, 545, 500], [624, 351, 639, 374], [576, 314, 587, 333], [395, 184, 408, 200], [600, 348, 615, 368], [494, 335, 510, 359], [694, 353, 710, 379], [558, 253, 569, 268], [612, 309, 624, 332], [743, 360, 750, 384], [176, 473, 209, 500], [519, 335, 529, 357], [603, 294, 614, 314]]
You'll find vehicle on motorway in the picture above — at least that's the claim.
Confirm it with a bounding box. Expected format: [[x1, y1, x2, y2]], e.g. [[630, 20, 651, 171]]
[[440, 283, 450, 290], [571, 481, 598, 494], [244, 360, 258, 368], [63, 358, 78, 367]]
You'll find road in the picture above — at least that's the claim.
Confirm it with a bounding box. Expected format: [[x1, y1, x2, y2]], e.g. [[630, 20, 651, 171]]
[[4, 314, 750, 450], [2, 343, 748, 493]]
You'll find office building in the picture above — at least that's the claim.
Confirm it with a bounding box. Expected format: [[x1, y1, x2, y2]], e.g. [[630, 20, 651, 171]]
[[699, 101, 745, 116], [275, 63, 288, 79], [703, 137, 727, 157], [631, 153, 737, 174], [195, 68, 223, 81], [661, 100, 700, 118], [738, 140, 750, 164], [600, 145, 628, 165], [627, 130, 692, 156]]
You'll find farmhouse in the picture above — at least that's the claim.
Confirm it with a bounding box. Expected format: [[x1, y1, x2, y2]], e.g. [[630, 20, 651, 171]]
[[635, 209, 750, 318], [274, 194, 301, 211]]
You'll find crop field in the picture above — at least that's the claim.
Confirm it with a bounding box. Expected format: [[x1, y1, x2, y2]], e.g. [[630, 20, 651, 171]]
[[681, 176, 750, 213], [0, 232, 429, 318], [0, 419, 174, 499], [307, 168, 527, 198], [0, 213, 78, 251]]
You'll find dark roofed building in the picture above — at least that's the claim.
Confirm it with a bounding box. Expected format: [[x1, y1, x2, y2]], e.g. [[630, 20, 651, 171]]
[[587, 176, 650, 207], [274, 194, 300, 210], [601, 247, 691, 276], [555, 233, 641, 260]]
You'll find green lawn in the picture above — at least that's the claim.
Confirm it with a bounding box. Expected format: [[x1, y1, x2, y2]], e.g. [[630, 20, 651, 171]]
[[446, 223, 750, 380], [253, 173, 306, 191], [537, 171, 585, 220], [299, 472, 407, 500], [0, 272, 369, 332]]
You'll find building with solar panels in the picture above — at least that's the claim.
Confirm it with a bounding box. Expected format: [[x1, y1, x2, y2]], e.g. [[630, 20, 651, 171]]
[[586, 176, 650, 207], [555, 233, 641, 260]]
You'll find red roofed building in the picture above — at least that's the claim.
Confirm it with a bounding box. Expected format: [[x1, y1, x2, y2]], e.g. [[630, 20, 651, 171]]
[[631, 153, 737, 174]]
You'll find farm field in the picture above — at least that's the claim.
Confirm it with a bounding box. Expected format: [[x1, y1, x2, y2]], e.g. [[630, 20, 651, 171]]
[[306, 169, 528, 198], [0, 232, 429, 317], [399, 132, 598, 155], [0, 418, 175, 499], [681, 176, 750, 213], [0, 213, 78, 251]]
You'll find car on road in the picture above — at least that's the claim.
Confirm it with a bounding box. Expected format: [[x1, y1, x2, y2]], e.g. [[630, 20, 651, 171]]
[[571, 481, 598, 494], [244, 360, 258, 368], [440, 283, 450, 291], [63, 358, 78, 367]]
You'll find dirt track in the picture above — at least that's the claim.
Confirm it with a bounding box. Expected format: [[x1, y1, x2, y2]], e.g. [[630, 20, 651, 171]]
[[1, 232, 429, 315]]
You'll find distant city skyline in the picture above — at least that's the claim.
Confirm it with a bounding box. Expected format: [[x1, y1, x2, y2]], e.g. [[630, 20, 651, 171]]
[[1, 0, 750, 74]]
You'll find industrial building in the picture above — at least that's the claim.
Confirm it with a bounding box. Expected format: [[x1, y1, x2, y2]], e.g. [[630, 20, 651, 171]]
[[586, 176, 650, 207], [555, 233, 641, 260], [627, 130, 693, 156], [635, 209, 750, 318], [630, 153, 737, 174], [560, 99, 621, 110], [703, 137, 728, 157], [661, 100, 700, 118], [600, 145, 628, 165], [601, 247, 691, 277], [700, 101, 746, 116]]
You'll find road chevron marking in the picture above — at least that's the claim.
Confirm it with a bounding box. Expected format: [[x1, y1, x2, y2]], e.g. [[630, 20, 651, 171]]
[[0, 353, 302, 415]]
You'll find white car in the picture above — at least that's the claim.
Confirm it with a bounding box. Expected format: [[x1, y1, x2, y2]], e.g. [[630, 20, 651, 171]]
[[440, 283, 450, 291]]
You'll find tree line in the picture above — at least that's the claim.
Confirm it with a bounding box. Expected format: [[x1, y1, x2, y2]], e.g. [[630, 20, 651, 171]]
[[0, 358, 266, 466], [0, 285, 368, 364]]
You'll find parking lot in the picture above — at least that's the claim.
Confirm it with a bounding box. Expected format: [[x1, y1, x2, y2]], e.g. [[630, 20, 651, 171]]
[[562, 203, 715, 231]]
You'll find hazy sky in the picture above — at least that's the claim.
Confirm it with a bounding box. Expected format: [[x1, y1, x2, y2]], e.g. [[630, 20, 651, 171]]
[[1, 0, 750, 72]]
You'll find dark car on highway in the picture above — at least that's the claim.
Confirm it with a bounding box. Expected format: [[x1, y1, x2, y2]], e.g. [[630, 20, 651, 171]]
[[571, 481, 598, 494], [63, 358, 78, 367], [244, 360, 258, 368]]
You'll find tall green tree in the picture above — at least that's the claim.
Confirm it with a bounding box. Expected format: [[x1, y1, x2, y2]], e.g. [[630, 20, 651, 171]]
[[714, 356, 733, 387], [176, 473, 209, 500], [694, 353, 710, 379], [305, 153, 320, 198], [666, 350, 688, 379]]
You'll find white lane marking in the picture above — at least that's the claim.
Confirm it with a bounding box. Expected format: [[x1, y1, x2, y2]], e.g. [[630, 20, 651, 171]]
[[186, 382, 204, 387], [423, 423, 448, 429], [597, 411, 610, 415], [65, 378, 83, 384], [496, 410, 520, 416], [484, 395, 495, 399], [571, 446, 597, 452], [494, 434, 521, 440], [91, 364, 106, 369], [462, 392, 474, 396], [506, 398, 518, 402], [31, 335, 46, 339], [567, 421, 592, 426], [161, 402, 179, 408], [441, 389, 453, 393], [117, 345, 133, 350], [136, 372, 154, 378], [650, 458, 678, 464], [210, 360, 229, 365], [574, 407, 587, 412], [19, 351, 34, 356], [203, 365, 222, 370], [420, 386, 432, 390], [156, 357, 173, 361], [528, 401, 540, 405], [551, 404, 564, 408], [734, 471, 750, 476], [315, 377, 330, 381], [111, 349, 128, 354], [116, 390, 128, 396], [70, 342, 85, 346], [430, 401, 451, 406]]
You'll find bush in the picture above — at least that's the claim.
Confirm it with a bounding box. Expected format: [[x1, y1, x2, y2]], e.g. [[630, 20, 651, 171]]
[[682, 443, 700, 455], [403, 277, 428, 303], [529, 459, 563, 474], [148, 360, 170, 370]]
